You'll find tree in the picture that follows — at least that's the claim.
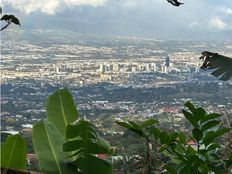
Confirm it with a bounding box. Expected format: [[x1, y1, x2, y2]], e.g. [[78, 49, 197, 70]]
[[117, 102, 232, 174]]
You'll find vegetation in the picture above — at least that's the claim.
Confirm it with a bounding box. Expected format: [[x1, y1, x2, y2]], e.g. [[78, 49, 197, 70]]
[[200, 51, 232, 81], [1, 2, 232, 174], [1, 88, 231, 173], [117, 102, 232, 173], [0, 7, 20, 31]]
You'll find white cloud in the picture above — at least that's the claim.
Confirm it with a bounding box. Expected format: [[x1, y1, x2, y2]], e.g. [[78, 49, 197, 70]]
[[42, 0, 60, 15], [2, 0, 107, 15], [209, 17, 227, 30], [64, 0, 107, 7], [21, 0, 60, 15], [189, 21, 199, 27], [221, 7, 232, 15]]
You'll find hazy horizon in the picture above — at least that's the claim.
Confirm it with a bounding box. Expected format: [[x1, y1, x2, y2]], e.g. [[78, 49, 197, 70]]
[[2, 0, 232, 41]]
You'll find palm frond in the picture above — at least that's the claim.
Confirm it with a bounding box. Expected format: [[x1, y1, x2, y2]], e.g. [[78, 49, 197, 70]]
[[63, 120, 113, 173], [200, 51, 232, 81]]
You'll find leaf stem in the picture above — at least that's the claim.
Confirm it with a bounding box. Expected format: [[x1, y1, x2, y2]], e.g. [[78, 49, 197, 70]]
[[1, 21, 11, 31]]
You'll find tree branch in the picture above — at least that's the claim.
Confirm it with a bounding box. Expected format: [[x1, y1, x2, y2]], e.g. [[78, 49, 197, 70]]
[[1, 21, 11, 31]]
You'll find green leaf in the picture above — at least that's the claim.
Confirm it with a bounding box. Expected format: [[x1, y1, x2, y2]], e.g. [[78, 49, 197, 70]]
[[207, 163, 224, 174], [64, 120, 112, 173], [74, 154, 112, 174], [141, 119, 158, 127], [186, 146, 196, 156], [195, 107, 206, 121], [185, 101, 196, 115], [182, 109, 198, 127], [1, 135, 26, 170], [66, 121, 97, 139], [206, 143, 221, 151], [215, 127, 231, 137], [169, 132, 179, 142], [202, 131, 216, 146], [33, 120, 74, 174], [150, 127, 161, 139], [192, 128, 203, 142], [46, 88, 78, 137], [200, 113, 221, 124], [201, 120, 221, 131], [116, 121, 145, 138], [115, 121, 132, 129], [225, 154, 232, 168], [178, 132, 186, 145], [203, 128, 230, 146], [178, 165, 192, 174], [63, 137, 113, 155], [128, 121, 141, 130], [164, 165, 177, 174], [160, 131, 170, 144]]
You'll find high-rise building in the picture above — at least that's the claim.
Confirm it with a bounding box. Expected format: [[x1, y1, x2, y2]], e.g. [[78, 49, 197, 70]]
[[131, 66, 137, 72], [161, 65, 167, 73], [151, 63, 157, 71], [113, 63, 119, 71], [99, 64, 105, 73], [104, 64, 111, 72], [165, 56, 170, 67], [146, 64, 151, 72]]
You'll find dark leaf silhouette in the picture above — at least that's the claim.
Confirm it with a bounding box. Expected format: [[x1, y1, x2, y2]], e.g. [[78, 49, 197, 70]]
[[167, 0, 184, 7], [200, 51, 232, 81], [1, 14, 21, 26]]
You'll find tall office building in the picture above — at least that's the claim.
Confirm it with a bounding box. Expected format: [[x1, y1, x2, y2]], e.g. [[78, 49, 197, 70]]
[[146, 64, 151, 72], [165, 56, 170, 67], [161, 65, 167, 73], [113, 63, 119, 71], [99, 64, 105, 73], [104, 64, 111, 72]]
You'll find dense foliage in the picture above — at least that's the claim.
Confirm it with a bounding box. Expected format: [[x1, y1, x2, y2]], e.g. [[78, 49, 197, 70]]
[[117, 101, 232, 173], [1, 88, 231, 174]]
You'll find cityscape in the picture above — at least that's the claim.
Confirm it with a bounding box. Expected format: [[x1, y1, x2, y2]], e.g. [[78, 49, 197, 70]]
[[1, 30, 232, 136], [1, 0, 232, 172]]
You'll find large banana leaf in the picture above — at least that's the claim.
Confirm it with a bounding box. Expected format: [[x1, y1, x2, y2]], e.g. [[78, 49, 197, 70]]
[[32, 120, 76, 174], [63, 120, 113, 174], [200, 51, 232, 81], [46, 88, 78, 137], [1, 134, 26, 170]]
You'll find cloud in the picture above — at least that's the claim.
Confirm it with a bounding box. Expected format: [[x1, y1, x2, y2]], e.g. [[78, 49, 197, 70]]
[[209, 17, 227, 30], [221, 7, 232, 15], [189, 21, 200, 27], [2, 0, 232, 40], [22, 0, 60, 15], [64, 0, 107, 7], [2, 0, 107, 15]]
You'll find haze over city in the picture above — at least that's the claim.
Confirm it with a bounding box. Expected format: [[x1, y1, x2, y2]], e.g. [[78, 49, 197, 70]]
[[1, 1, 232, 173]]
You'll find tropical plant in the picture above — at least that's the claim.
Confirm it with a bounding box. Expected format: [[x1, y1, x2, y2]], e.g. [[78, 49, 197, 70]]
[[1, 135, 26, 173], [161, 101, 232, 174], [117, 101, 232, 174], [116, 119, 163, 173], [1, 88, 113, 174], [200, 51, 232, 81], [0, 6, 20, 31], [33, 88, 113, 174], [63, 120, 113, 173]]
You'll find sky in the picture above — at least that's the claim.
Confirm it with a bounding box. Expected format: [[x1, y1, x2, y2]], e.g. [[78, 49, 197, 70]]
[[2, 0, 232, 40]]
